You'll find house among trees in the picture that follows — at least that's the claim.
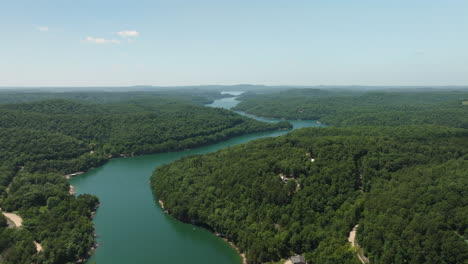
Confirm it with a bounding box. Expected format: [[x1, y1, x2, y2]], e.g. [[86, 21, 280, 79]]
[[279, 173, 290, 183], [290, 254, 307, 264]]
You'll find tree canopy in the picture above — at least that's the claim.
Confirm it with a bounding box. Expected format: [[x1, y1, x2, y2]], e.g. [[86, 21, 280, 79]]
[[234, 89, 468, 128], [0, 91, 290, 263], [152, 125, 468, 264]]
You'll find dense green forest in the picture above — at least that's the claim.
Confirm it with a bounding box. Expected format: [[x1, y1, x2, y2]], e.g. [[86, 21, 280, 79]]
[[0, 91, 290, 263], [2, 88, 468, 263], [152, 125, 468, 263], [152, 88, 468, 263], [0, 89, 229, 105], [234, 89, 468, 128], [0, 96, 290, 158]]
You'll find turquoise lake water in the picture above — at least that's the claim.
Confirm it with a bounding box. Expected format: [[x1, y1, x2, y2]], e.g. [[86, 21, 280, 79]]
[[71, 95, 324, 264]]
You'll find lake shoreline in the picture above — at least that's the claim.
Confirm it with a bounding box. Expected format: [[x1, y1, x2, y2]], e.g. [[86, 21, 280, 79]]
[[67, 123, 290, 180], [68, 125, 287, 264], [73, 207, 100, 264], [234, 110, 327, 126], [71, 95, 324, 263], [157, 199, 247, 264]]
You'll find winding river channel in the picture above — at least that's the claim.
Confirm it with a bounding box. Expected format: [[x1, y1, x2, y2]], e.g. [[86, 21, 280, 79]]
[[71, 93, 324, 264]]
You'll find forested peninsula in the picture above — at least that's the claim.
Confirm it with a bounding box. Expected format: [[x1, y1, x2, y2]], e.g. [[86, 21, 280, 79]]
[[0, 90, 290, 264], [152, 89, 468, 264], [234, 89, 468, 128]]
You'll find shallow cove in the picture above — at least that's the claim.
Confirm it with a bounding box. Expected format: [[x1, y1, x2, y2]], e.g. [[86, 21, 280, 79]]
[[71, 94, 324, 264]]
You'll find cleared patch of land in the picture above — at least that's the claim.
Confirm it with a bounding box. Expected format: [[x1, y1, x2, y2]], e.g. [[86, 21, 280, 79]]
[[69, 185, 76, 195], [34, 241, 43, 252], [348, 225, 369, 264], [2, 212, 23, 227]]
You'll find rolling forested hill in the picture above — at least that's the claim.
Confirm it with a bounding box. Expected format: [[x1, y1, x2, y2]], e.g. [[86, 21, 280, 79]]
[[152, 126, 468, 264], [0, 89, 228, 105], [153, 88, 468, 264], [0, 98, 290, 156], [234, 89, 468, 128], [0, 92, 290, 264]]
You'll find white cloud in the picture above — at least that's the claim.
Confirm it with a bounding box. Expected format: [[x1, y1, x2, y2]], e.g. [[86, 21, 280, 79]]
[[116, 30, 139, 38], [82, 30, 139, 45], [37, 26, 49, 32], [83, 36, 120, 44]]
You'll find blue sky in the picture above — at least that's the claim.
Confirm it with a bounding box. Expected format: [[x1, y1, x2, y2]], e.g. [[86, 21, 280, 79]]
[[1, 0, 467, 86]]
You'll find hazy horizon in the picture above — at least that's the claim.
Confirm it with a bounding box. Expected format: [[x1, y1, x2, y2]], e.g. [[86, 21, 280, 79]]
[[1, 84, 468, 89]]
